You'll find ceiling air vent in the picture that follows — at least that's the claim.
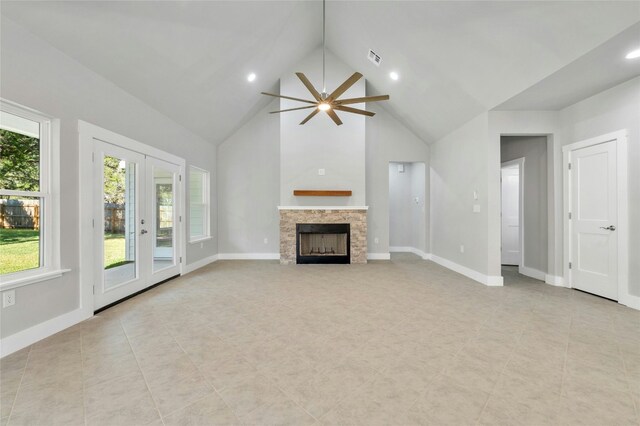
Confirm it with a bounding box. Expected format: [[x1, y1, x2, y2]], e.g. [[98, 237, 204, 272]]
[[368, 49, 382, 67]]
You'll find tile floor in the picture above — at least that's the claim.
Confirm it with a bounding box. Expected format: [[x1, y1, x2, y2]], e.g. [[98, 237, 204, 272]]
[[1, 253, 639, 425]]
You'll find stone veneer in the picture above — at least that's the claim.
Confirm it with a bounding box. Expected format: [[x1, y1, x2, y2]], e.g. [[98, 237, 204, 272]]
[[279, 208, 367, 264]]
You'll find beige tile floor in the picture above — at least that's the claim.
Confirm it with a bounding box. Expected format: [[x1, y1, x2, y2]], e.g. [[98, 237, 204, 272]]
[[1, 253, 639, 425]]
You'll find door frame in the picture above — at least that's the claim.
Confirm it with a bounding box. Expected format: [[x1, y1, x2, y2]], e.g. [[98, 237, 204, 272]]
[[562, 129, 629, 305], [79, 120, 186, 316], [500, 157, 525, 269]]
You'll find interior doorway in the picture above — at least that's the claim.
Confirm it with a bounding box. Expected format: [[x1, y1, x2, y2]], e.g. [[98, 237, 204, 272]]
[[500, 136, 548, 283], [388, 162, 427, 258]]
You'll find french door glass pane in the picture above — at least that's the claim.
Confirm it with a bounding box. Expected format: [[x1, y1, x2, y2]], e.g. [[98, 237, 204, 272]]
[[153, 167, 174, 271], [103, 155, 136, 289], [0, 196, 42, 274]]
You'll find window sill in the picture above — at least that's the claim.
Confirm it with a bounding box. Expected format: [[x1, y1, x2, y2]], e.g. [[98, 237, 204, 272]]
[[0, 269, 71, 291], [189, 236, 213, 244]]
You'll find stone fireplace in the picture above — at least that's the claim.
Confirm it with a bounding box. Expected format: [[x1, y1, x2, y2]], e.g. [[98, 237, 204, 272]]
[[279, 207, 367, 264]]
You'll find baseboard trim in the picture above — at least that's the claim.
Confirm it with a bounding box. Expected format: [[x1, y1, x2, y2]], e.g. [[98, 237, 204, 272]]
[[619, 294, 640, 311], [544, 274, 566, 287], [389, 246, 413, 252], [1, 308, 90, 358], [430, 254, 503, 286], [389, 246, 431, 260], [519, 265, 546, 281], [183, 254, 219, 274], [368, 253, 391, 260], [217, 253, 280, 260]]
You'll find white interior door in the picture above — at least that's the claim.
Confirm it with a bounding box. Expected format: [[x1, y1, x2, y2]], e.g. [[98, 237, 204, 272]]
[[93, 141, 182, 310], [501, 165, 520, 265], [570, 140, 617, 300]]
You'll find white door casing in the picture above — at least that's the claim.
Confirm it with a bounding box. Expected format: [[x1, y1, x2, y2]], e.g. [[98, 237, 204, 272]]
[[563, 130, 629, 305], [501, 163, 521, 266]]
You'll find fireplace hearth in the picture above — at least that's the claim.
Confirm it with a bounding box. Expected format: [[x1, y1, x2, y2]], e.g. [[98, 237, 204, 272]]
[[296, 223, 350, 264]]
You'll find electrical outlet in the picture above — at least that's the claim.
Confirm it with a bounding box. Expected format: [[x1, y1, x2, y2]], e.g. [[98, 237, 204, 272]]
[[200, 242, 204, 249], [3, 290, 15, 308], [264, 237, 268, 244], [473, 204, 481, 213], [460, 245, 465, 253], [374, 237, 379, 244]]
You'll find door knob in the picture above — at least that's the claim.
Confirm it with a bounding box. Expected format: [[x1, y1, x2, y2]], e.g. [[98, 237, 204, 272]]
[[141, 229, 148, 235], [600, 225, 616, 231]]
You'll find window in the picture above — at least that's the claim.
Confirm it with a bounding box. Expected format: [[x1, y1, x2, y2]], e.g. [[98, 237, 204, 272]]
[[189, 166, 210, 242], [0, 101, 62, 287]]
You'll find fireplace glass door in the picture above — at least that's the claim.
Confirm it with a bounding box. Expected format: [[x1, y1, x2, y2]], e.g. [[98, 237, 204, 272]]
[[296, 223, 350, 264]]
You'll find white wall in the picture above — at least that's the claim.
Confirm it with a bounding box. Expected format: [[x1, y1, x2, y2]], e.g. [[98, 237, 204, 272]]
[[366, 104, 430, 256], [501, 136, 548, 274], [280, 49, 366, 207], [411, 162, 427, 253], [216, 80, 430, 259], [0, 18, 217, 339], [430, 113, 496, 277], [217, 100, 280, 254]]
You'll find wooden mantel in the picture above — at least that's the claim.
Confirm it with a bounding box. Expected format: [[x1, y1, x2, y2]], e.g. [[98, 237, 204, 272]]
[[293, 190, 352, 197]]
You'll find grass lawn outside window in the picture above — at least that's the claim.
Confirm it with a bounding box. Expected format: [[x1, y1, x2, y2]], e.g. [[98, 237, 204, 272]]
[[1, 229, 127, 274]]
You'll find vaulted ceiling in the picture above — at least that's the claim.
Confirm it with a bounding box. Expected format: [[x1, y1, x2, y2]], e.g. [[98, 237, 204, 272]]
[[2, 1, 639, 144]]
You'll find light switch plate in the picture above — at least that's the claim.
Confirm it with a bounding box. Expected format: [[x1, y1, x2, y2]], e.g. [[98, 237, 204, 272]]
[[318, 168, 325, 176]]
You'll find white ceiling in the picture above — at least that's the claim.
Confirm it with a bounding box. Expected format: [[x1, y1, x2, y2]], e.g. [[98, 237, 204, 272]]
[[496, 22, 640, 111], [2, 1, 639, 144]]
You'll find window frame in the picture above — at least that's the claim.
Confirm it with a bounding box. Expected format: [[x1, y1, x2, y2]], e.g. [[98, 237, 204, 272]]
[[0, 99, 66, 290], [188, 165, 211, 243]]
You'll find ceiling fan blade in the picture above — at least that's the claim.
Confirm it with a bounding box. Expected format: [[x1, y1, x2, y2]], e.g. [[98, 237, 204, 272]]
[[326, 109, 343, 126], [261, 92, 316, 104], [295, 73, 323, 102], [335, 95, 390, 105], [327, 72, 363, 102], [269, 105, 317, 114], [334, 105, 375, 117], [300, 109, 320, 125]]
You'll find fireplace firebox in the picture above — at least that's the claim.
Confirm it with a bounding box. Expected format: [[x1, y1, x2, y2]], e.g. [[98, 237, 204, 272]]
[[296, 223, 350, 264]]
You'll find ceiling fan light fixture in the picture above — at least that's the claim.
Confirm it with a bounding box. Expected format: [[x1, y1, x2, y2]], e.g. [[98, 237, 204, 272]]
[[259, 0, 389, 125]]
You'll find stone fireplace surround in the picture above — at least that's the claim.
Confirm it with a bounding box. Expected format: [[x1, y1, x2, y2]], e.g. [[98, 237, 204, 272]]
[[279, 206, 368, 264]]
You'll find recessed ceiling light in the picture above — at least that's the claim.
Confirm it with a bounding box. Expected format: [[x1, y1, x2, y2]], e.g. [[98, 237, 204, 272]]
[[247, 73, 256, 82], [625, 48, 640, 59], [389, 71, 399, 81]]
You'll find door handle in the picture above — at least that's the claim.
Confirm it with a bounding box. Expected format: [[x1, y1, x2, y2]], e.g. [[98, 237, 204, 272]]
[[600, 225, 616, 231], [141, 229, 148, 235]]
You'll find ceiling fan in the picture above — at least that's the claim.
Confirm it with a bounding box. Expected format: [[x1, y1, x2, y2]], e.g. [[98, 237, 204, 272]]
[[260, 0, 390, 126]]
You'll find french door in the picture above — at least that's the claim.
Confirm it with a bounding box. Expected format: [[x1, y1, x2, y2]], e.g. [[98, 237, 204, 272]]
[[93, 140, 182, 310]]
